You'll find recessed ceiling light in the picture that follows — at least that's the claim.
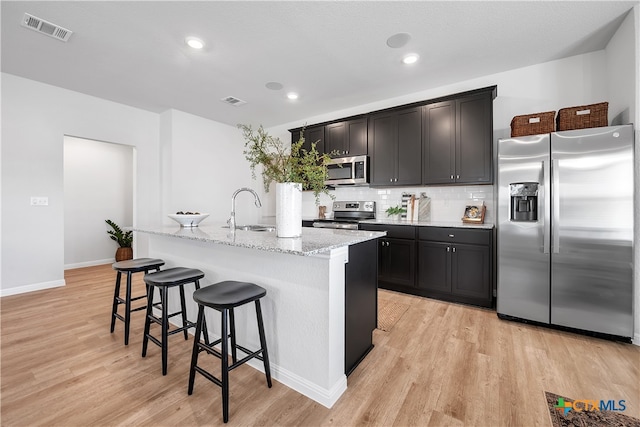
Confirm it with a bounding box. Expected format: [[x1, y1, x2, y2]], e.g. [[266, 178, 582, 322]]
[[402, 53, 419, 65], [287, 92, 299, 100], [386, 32, 411, 48], [185, 36, 204, 50]]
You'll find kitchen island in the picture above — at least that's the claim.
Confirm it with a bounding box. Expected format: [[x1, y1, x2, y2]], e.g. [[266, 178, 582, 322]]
[[134, 224, 384, 408]]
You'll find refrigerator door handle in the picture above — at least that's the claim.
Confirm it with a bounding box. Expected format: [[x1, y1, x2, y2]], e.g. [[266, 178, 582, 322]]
[[543, 160, 550, 254], [552, 159, 560, 253]]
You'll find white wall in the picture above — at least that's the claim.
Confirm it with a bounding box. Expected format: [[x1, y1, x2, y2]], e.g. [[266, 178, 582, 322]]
[[606, 5, 640, 344], [1, 73, 160, 296], [606, 7, 637, 126], [159, 109, 259, 227], [63, 136, 134, 268]]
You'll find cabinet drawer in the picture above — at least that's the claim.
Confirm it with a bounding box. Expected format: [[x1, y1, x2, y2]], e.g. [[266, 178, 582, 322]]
[[360, 224, 416, 239], [418, 227, 491, 245]]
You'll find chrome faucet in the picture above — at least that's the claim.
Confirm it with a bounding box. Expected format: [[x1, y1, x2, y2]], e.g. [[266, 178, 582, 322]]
[[227, 187, 262, 230]]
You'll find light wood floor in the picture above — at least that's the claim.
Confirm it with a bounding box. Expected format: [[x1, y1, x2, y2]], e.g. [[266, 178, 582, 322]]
[[1, 264, 638, 426]]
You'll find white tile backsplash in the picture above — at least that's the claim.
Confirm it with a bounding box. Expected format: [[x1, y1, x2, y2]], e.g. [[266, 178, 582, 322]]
[[302, 185, 495, 224]]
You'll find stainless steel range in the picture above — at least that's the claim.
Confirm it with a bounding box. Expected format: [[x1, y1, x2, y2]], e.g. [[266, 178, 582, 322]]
[[312, 201, 376, 230]]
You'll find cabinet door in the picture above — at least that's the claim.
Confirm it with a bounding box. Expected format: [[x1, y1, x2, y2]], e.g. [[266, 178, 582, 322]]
[[423, 101, 456, 184], [379, 238, 415, 288], [346, 118, 368, 156], [455, 93, 492, 184], [396, 107, 422, 185], [451, 243, 491, 300], [369, 113, 397, 185], [417, 241, 451, 292], [325, 122, 347, 157], [303, 125, 325, 155]]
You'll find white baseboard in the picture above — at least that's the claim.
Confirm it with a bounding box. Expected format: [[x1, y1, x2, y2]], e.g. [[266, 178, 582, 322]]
[[633, 332, 640, 346], [64, 259, 113, 270], [246, 358, 347, 408], [0, 279, 65, 297]]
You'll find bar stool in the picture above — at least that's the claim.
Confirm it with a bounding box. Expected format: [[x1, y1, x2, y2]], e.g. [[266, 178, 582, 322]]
[[188, 281, 272, 423], [111, 258, 165, 345], [142, 267, 205, 375]]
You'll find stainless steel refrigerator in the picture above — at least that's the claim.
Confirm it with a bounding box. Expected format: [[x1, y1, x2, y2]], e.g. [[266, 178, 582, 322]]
[[497, 124, 634, 339]]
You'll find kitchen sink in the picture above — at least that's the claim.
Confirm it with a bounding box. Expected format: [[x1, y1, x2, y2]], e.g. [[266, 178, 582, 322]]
[[223, 224, 276, 232]]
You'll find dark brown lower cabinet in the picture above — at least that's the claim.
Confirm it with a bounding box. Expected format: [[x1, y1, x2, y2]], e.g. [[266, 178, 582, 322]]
[[361, 223, 493, 308], [359, 224, 416, 291], [417, 227, 493, 308]]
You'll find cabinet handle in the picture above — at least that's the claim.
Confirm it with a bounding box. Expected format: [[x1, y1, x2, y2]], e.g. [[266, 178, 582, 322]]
[[456, 175, 460, 180], [448, 234, 454, 238], [447, 246, 450, 252], [394, 178, 398, 182], [450, 175, 454, 180], [389, 178, 393, 182], [452, 247, 456, 253], [345, 150, 349, 154]]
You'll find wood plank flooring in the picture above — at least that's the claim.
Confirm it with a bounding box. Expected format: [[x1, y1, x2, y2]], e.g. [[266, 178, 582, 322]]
[[1, 264, 638, 426]]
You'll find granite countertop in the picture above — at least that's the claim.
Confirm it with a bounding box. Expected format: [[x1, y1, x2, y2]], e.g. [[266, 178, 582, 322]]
[[359, 219, 494, 229], [134, 223, 386, 256]]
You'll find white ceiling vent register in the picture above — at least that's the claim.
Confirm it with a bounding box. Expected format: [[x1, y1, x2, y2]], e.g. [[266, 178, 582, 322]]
[[21, 13, 73, 42], [220, 96, 247, 107]]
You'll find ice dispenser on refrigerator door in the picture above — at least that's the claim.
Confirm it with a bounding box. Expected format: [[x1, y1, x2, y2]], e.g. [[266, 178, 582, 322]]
[[509, 182, 538, 222]]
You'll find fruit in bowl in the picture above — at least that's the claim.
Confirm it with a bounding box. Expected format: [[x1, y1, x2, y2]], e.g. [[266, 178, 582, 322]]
[[168, 212, 210, 227]]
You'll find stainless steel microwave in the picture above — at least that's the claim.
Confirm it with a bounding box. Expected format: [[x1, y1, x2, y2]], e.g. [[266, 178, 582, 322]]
[[325, 155, 369, 186]]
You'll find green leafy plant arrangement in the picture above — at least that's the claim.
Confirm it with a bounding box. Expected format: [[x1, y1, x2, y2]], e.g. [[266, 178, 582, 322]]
[[385, 206, 407, 217], [238, 124, 334, 203], [105, 219, 133, 248]]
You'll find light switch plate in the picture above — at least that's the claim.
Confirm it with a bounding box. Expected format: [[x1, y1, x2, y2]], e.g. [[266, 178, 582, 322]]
[[30, 196, 48, 206]]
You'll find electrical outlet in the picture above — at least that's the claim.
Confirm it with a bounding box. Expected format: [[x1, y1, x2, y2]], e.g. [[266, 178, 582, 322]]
[[30, 196, 48, 206]]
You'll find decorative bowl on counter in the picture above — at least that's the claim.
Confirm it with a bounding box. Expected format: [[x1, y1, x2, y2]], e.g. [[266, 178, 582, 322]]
[[168, 212, 210, 227]]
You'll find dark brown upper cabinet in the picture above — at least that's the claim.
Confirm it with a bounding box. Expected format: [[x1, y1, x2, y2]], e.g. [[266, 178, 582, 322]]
[[423, 90, 494, 185], [369, 107, 422, 186], [324, 117, 368, 157], [291, 125, 325, 155]]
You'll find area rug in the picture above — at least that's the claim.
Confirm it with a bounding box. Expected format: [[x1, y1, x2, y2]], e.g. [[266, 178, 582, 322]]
[[377, 300, 409, 332], [546, 391, 640, 427]]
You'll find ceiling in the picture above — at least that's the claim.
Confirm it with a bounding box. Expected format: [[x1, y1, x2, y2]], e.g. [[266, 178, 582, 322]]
[[1, 1, 636, 128]]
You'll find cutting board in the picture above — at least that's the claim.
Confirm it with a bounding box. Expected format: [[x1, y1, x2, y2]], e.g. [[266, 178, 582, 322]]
[[418, 194, 431, 221]]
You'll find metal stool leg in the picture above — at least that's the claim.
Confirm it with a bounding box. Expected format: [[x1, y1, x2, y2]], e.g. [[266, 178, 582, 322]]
[[221, 308, 230, 423], [110, 271, 122, 333], [195, 280, 209, 345], [141, 286, 154, 357], [255, 299, 272, 387], [161, 286, 169, 376], [188, 305, 205, 395], [123, 272, 133, 345], [229, 308, 237, 363], [179, 284, 189, 340]]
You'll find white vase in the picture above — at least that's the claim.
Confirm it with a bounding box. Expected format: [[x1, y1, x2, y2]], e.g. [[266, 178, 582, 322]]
[[276, 182, 302, 238]]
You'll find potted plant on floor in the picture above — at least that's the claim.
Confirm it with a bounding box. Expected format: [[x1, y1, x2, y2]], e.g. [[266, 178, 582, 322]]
[[238, 124, 333, 238], [105, 219, 133, 261]]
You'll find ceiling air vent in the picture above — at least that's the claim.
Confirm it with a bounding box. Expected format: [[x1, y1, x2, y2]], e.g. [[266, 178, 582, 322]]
[[220, 96, 247, 107], [21, 13, 73, 42]]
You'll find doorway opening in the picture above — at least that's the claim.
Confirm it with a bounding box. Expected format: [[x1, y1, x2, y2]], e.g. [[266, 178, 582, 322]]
[[63, 136, 135, 269]]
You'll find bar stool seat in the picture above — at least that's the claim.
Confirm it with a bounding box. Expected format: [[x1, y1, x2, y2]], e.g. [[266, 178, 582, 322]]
[[188, 281, 272, 423], [111, 258, 165, 345], [142, 267, 205, 375]]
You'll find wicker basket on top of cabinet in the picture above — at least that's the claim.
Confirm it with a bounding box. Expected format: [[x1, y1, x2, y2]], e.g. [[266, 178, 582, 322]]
[[510, 111, 556, 137], [556, 102, 608, 131]]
